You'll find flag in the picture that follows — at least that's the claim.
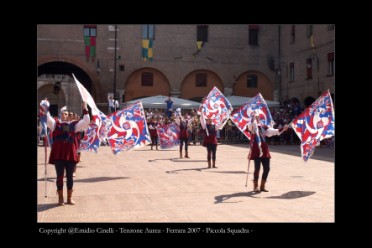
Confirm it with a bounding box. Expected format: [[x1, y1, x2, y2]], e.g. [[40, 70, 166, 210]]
[[197, 41, 204, 50], [230, 93, 275, 140], [310, 34, 315, 48], [157, 123, 180, 149], [98, 111, 111, 142], [230, 93, 275, 156], [78, 110, 110, 153], [84, 36, 96, 61], [79, 120, 101, 153], [84, 25, 96, 61], [199, 86, 233, 133], [73, 74, 103, 152], [291, 90, 335, 162], [107, 102, 151, 154], [72, 74, 99, 116], [39, 99, 51, 146], [310, 34, 315, 54], [142, 39, 153, 61]]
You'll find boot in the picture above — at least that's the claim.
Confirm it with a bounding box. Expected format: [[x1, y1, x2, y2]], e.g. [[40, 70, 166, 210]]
[[253, 180, 259, 192], [208, 160, 211, 168], [67, 189, 75, 205], [212, 160, 217, 168], [260, 180, 269, 192], [57, 190, 64, 206], [180, 151, 183, 158], [156, 144, 158, 150], [185, 151, 189, 158]]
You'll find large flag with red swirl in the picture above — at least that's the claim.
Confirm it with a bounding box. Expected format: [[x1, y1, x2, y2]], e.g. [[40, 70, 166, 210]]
[[291, 90, 335, 162], [107, 102, 151, 154], [230, 93, 275, 140], [157, 123, 180, 149], [199, 86, 233, 133]]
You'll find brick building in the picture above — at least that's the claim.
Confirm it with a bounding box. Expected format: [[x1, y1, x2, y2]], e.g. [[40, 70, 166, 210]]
[[37, 24, 334, 115]]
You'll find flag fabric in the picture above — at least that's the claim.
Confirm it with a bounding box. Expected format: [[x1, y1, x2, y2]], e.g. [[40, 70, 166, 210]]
[[107, 102, 151, 154], [230, 93, 275, 156], [98, 111, 111, 142], [73, 74, 99, 117], [230, 93, 275, 139], [39, 99, 51, 146], [291, 90, 335, 162], [197, 41, 204, 50], [78, 110, 110, 153], [310, 34, 315, 53], [84, 36, 96, 60], [73, 74, 103, 152], [157, 123, 180, 149], [83, 24, 97, 62], [199, 86, 233, 133], [142, 39, 153, 61], [79, 120, 101, 153]]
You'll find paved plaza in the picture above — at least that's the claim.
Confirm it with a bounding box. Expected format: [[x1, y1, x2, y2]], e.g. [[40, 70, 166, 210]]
[[37, 143, 335, 223]]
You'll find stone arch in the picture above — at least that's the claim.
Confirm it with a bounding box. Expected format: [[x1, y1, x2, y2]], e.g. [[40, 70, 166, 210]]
[[37, 56, 103, 101], [124, 67, 170, 101], [37, 83, 66, 117], [233, 70, 274, 100], [180, 69, 224, 100]]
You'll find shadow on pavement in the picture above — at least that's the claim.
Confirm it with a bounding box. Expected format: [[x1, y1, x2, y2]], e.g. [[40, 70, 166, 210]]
[[149, 158, 206, 163], [134, 149, 178, 152], [37, 177, 55, 182], [148, 158, 179, 162], [74, 177, 129, 183], [214, 191, 259, 203], [207, 170, 247, 174], [37, 203, 59, 212], [171, 159, 206, 163], [166, 167, 210, 174], [214, 190, 315, 203], [266, 191, 315, 199]]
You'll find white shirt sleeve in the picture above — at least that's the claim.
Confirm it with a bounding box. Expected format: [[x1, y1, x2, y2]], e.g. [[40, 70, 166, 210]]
[[75, 113, 90, 132], [46, 112, 56, 131], [264, 127, 280, 137]]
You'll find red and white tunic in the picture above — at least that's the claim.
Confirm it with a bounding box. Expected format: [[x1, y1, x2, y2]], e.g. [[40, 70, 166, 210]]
[[247, 122, 283, 160], [47, 109, 90, 164]]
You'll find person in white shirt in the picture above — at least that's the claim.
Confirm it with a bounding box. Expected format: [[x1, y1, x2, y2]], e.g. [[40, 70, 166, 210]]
[[108, 96, 115, 113]]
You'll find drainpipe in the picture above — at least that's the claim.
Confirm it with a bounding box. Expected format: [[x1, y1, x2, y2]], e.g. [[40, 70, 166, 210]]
[[278, 25, 282, 102]]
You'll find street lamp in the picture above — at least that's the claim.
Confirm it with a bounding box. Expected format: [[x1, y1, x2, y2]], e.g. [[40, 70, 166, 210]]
[[277, 61, 288, 102], [113, 24, 117, 101], [308, 53, 320, 94]]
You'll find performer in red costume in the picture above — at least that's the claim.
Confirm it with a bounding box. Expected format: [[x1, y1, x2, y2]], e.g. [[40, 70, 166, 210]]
[[47, 102, 90, 206], [247, 112, 288, 192]]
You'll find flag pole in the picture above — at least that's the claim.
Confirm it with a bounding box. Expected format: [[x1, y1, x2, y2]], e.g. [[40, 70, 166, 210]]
[[245, 127, 254, 187], [44, 135, 48, 198], [245, 148, 252, 187]]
